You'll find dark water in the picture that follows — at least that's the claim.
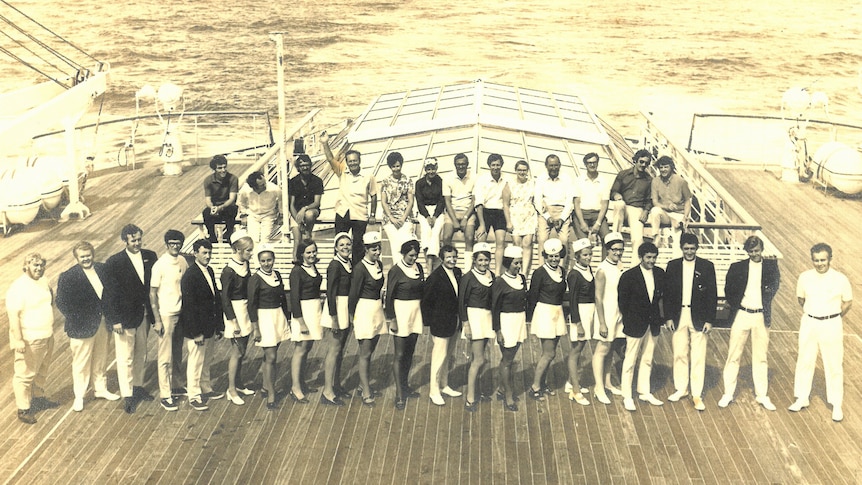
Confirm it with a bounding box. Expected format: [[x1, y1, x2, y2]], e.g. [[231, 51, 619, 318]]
[[2, 0, 861, 136]]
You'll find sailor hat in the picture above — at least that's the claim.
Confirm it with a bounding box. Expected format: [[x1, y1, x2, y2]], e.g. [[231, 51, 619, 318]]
[[503, 246, 523, 259], [423, 158, 438, 168], [256, 243, 275, 258], [362, 231, 382, 245], [542, 238, 563, 256], [473, 242, 493, 255], [571, 238, 593, 254], [604, 232, 624, 246], [333, 232, 352, 244]]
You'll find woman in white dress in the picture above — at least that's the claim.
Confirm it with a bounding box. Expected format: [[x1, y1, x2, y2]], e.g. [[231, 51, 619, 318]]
[[502, 160, 537, 275], [248, 244, 290, 410], [288, 239, 323, 403], [592, 232, 626, 404]]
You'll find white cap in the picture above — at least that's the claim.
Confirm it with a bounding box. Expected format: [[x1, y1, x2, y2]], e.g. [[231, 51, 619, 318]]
[[423, 158, 438, 168], [362, 231, 382, 245], [473, 242, 493, 254], [503, 246, 523, 259], [256, 243, 275, 259], [229, 229, 250, 245], [571, 238, 592, 253], [604, 232, 624, 246], [334, 232, 352, 244], [542, 238, 563, 256]]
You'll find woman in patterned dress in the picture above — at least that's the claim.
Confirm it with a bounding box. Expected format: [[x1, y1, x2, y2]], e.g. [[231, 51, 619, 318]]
[[380, 151, 415, 265], [248, 244, 290, 409], [502, 160, 537, 275]]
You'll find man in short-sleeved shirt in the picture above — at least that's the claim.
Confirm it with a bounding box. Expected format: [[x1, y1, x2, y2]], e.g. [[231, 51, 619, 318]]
[[648, 156, 691, 255], [441, 153, 476, 270], [611, 149, 653, 252], [789, 243, 853, 422], [238, 171, 281, 243], [321, 133, 378, 263], [573, 152, 612, 256], [287, 154, 324, 249], [534, 154, 575, 267], [473, 153, 509, 273], [202, 154, 239, 243]]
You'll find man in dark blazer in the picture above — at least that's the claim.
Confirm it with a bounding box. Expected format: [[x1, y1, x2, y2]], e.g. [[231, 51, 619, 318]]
[[719, 235, 780, 411], [57, 241, 122, 412], [103, 224, 157, 413], [618, 241, 671, 412], [664, 233, 717, 411], [421, 244, 463, 406], [180, 239, 225, 411]]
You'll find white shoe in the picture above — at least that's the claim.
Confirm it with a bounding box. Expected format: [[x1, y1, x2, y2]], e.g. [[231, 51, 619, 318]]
[[594, 391, 611, 405], [693, 396, 706, 411], [72, 398, 84, 412], [441, 386, 462, 397], [639, 393, 664, 406], [756, 396, 776, 411], [564, 381, 573, 394], [623, 398, 637, 411], [668, 390, 689, 402], [430, 394, 445, 406], [94, 390, 121, 401], [718, 394, 733, 408], [832, 406, 844, 422], [606, 385, 623, 396], [788, 399, 809, 412]]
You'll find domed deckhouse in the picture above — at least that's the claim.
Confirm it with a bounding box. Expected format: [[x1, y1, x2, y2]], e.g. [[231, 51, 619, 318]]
[[316, 80, 634, 222]]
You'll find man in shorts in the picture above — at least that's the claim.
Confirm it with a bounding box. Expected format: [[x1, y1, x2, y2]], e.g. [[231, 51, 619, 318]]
[[441, 153, 477, 271]]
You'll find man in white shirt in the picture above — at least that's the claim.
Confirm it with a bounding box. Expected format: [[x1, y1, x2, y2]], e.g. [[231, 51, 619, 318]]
[[474, 153, 509, 273], [150, 229, 189, 411], [535, 154, 575, 268], [573, 152, 611, 258], [441, 153, 477, 271], [322, 132, 378, 264], [789, 243, 853, 422], [7, 252, 55, 424]]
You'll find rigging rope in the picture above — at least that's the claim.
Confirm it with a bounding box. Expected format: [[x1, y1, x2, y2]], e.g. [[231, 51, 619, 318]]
[[0, 0, 98, 62], [0, 44, 69, 88], [0, 13, 82, 72], [0, 22, 72, 83]]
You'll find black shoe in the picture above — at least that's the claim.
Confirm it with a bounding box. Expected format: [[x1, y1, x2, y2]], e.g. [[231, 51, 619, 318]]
[[503, 400, 518, 412], [320, 394, 345, 406], [528, 387, 546, 401], [289, 390, 309, 404], [496, 390, 520, 402], [266, 400, 279, 411], [171, 386, 188, 397], [17, 409, 37, 425], [123, 397, 137, 414], [394, 397, 407, 410], [464, 400, 477, 413], [402, 387, 420, 399], [160, 397, 179, 411], [335, 387, 352, 399], [32, 397, 59, 410], [133, 387, 154, 401], [189, 398, 208, 411], [203, 391, 225, 401], [302, 385, 319, 394], [478, 394, 492, 403], [542, 386, 556, 397]]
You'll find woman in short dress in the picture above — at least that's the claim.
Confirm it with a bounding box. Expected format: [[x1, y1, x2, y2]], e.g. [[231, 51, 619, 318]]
[[348, 232, 387, 406], [380, 151, 415, 264], [502, 159, 537, 275], [527, 238, 567, 401], [248, 244, 289, 410], [491, 245, 528, 412], [385, 239, 425, 410], [288, 239, 323, 403], [565, 238, 596, 406], [460, 242, 495, 411], [593, 232, 626, 404], [320, 232, 353, 406], [220, 233, 256, 405]]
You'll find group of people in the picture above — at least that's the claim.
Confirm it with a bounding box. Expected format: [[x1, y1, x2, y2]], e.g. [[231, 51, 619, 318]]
[[6, 145, 853, 425]]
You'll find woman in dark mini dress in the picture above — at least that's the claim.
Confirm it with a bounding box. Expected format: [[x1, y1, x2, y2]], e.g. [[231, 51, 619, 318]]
[[491, 245, 528, 412], [460, 242, 495, 411], [320, 232, 353, 406], [385, 239, 424, 410], [348, 232, 387, 406], [288, 239, 323, 403]]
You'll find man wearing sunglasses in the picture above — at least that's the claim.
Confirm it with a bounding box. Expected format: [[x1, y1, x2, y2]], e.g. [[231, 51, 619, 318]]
[[610, 149, 653, 252]]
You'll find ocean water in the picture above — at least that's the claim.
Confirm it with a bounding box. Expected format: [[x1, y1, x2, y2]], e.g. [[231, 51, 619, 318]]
[[2, 0, 862, 138]]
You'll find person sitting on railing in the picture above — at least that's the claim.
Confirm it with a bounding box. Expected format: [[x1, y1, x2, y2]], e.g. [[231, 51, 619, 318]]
[[648, 156, 691, 256], [238, 171, 281, 244], [573, 152, 612, 259], [202, 155, 239, 244], [287, 154, 324, 260], [610, 149, 653, 252]]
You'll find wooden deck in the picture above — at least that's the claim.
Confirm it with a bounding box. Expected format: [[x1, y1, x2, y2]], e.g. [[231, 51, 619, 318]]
[[1, 164, 861, 484]]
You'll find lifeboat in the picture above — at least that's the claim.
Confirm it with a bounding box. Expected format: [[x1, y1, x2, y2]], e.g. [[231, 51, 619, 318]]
[[0, 168, 42, 226], [809, 142, 862, 195]]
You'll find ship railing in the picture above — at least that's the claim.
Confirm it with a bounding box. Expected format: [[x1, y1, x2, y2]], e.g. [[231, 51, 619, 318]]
[[639, 110, 782, 259]]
